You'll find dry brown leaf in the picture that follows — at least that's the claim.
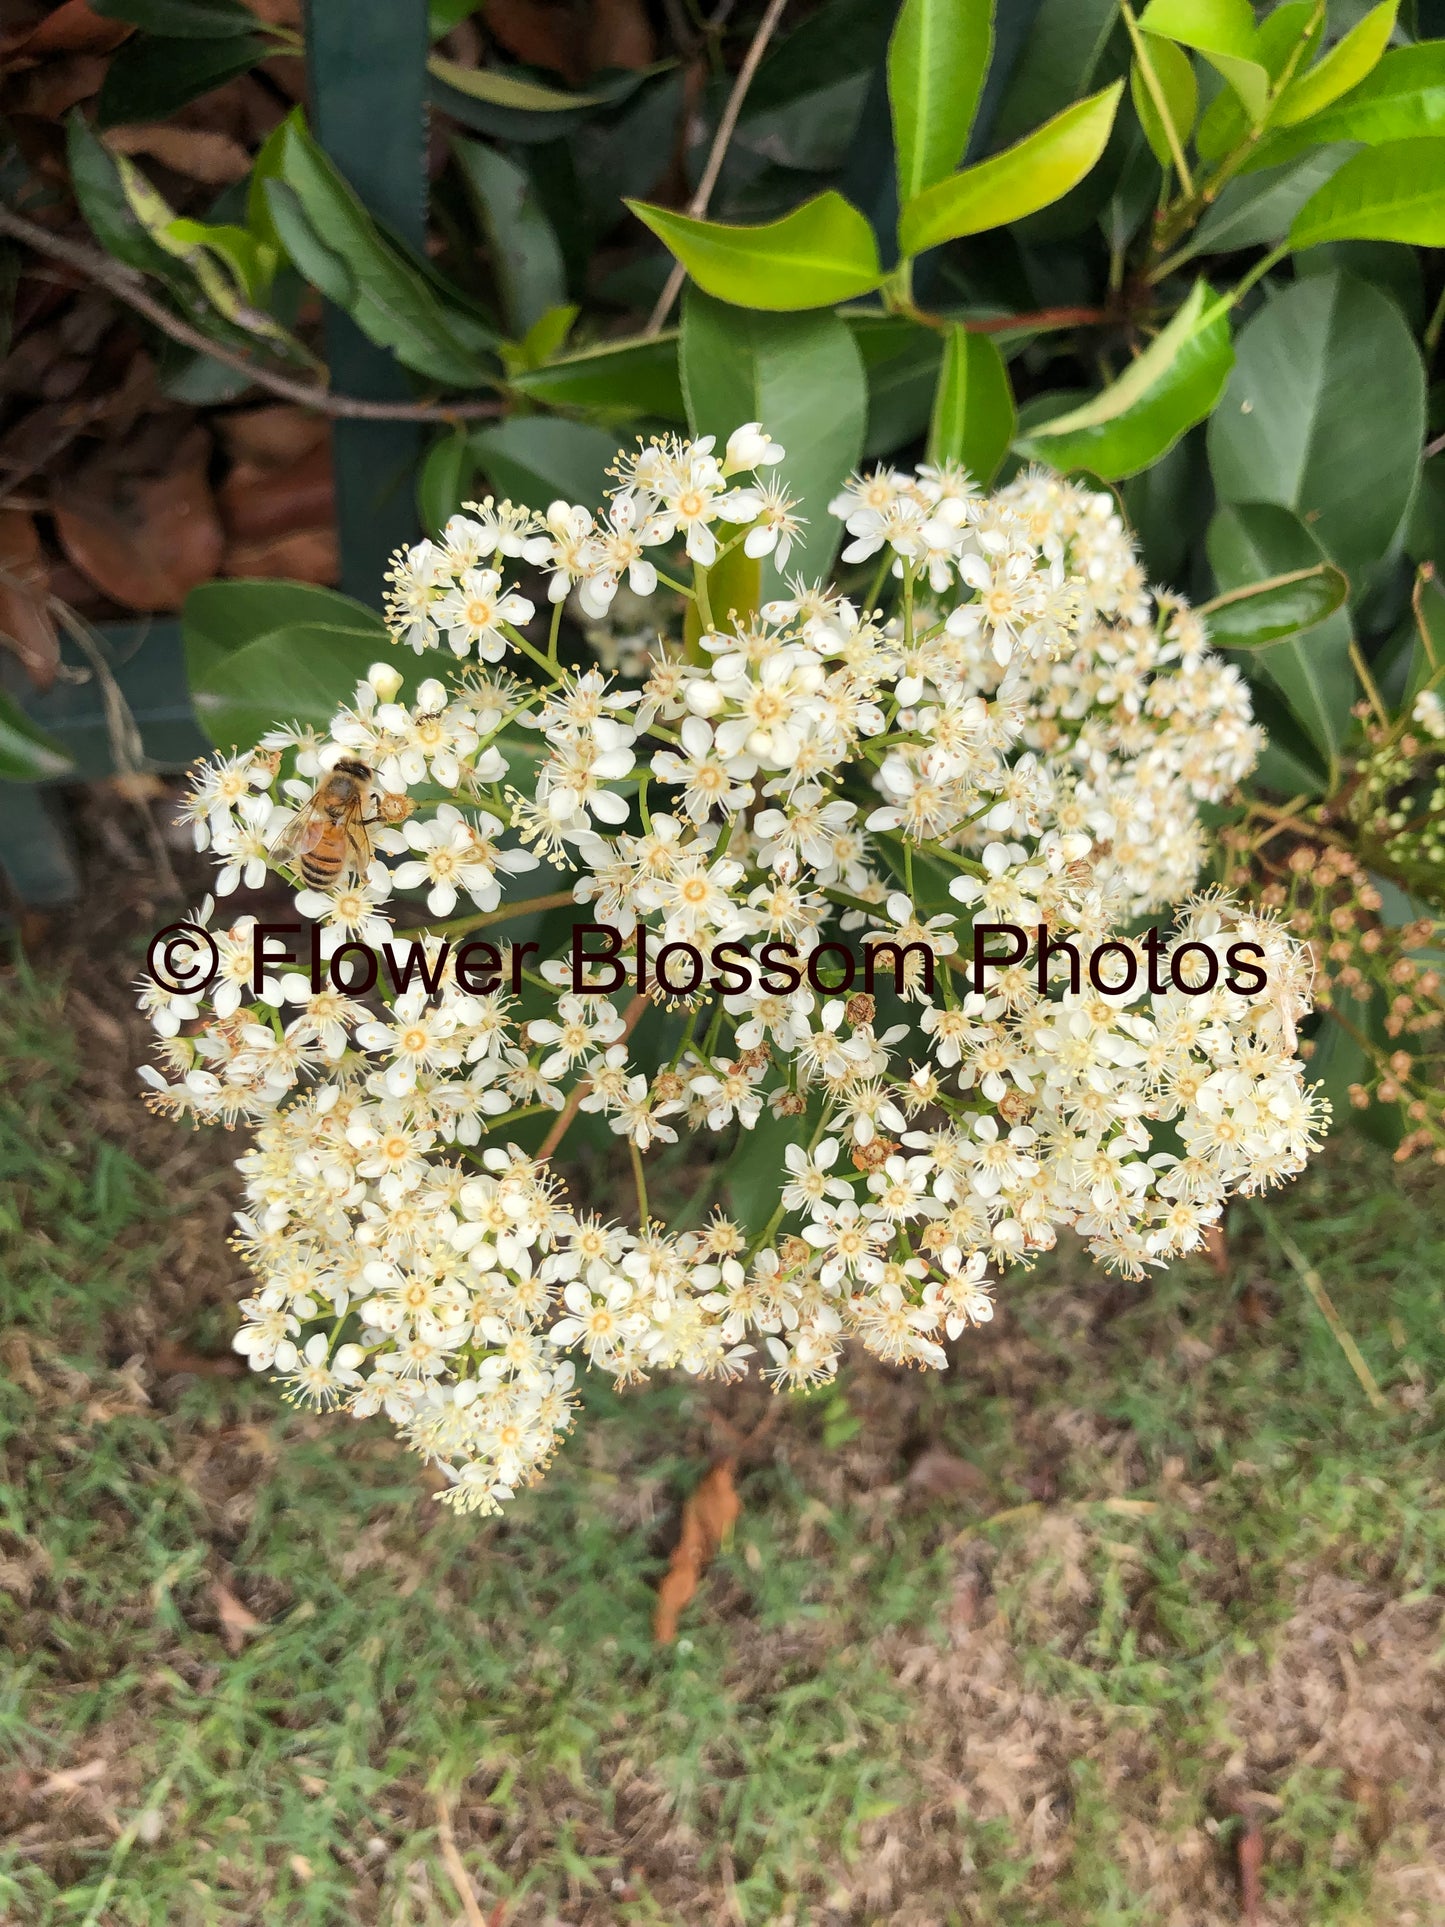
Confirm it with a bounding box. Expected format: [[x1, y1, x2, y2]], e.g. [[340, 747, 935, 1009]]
[[0, 1331, 43, 1396], [1236, 1809, 1264, 1924], [223, 527, 339, 586], [103, 124, 251, 185], [215, 405, 327, 467], [4, 0, 130, 58], [219, 440, 333, 544], [153, 1338, 244, 1379], [38, 1757, 109, 1797], [484, 0, 586, 84], [654, 1459, 739, 1644], [55, 426, 223, 611], [585, 0, 654, 72], [0, 507, 59, 690], [15, 52, 109, 118], [906, 1446, 992, 1505], [211, 1578, 264, 1656]]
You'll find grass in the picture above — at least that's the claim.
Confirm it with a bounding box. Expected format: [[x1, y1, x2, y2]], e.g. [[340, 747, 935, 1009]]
[[2, 967, 1444, 1925]]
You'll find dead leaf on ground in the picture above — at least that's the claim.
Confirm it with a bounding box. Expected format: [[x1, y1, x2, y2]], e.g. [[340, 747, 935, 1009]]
[[1235, 1806, 1264, 1924], [153, 1338, 244, 1380], [54, 425, 223, 611], [0, 507, 60, 689], [483, 0, 586, 84], [219, 439, 333, 545], [1203, 1223, 1230, 1277], [1346, 1771, 1393, 1850], [3, 1, 130, 59], [224, 527, 338, 585], [654, 1459, 740, 1644], [906, 1446, 993, 1505], [38, 1757, 110, 1798], [215, 405, 327, 468], [104, 124, 251, 185], [211, 1577, 264, 1656], [585, 0, 655, 72], [15, 52, 109, 118]]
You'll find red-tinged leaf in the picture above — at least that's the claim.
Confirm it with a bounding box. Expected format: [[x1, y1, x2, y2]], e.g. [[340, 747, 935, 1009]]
[[218, 438, 333, 543], [0, 508, 60, 691], [223, 527, 338, 585], [4, 0, 131, 57], [1237, 1810, 1264, 1924], [585, 0, 655, 73]]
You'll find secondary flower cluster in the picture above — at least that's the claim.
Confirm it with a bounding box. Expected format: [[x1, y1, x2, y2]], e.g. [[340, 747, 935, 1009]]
[[142, 425, 1326, 1514]]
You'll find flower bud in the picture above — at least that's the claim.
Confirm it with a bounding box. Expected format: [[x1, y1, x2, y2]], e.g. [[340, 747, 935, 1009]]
[[368, 661, 404, 702]]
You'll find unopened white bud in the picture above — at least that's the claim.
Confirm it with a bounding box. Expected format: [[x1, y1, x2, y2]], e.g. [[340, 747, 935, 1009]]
[[367, 661, 404, 702], [723, 421, 784, 474]]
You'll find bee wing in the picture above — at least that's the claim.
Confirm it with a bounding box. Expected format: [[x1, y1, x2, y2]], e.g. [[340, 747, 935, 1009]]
[[341, 814, 376, 883], [271, 792, 325, 863]]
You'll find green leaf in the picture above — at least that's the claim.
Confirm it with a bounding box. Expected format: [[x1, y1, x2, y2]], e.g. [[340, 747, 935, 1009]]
[[452, 136, 566, 338], [888, 0, 993, 205], [0, 694, 76, 782], [1246, 43, 1445, 169], [1181, 147, 1352, 259], [469, 417, 618, 511], [1272, 0, 1398, 129], [275, 114, 496, 387], [1130, 35, 1198, 170], [1289, 138, 1445, 249], [183, 581, 388, 750], [1206, 500, 1355, 777], [926, 325, 1015, 485], [1137, 0, 1270, 123], [988, 0, 1119, 148], [509, 332, 686, 422], [164, 218, 274, 303], [1207, 270, 1424, 579], [625, 192, 883, 311], [679, 286, 867, 592], [91, 0, 260, 35], [96, 31, 268, 127], [1197, 562, 1349, 647], [1192, 0, 1320, 161], [428, 55, 613, 112], [849, 315, 943, 459], [261, 180, 354, 306], [1016, 279, 1233, 481], [418, 429, 474, 534], [66, 113, 177, 278], [897, 81, 1122, 257]]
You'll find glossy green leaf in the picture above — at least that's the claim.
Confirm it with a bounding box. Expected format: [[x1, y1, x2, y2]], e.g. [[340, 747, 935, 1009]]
[[0, 694, 76, 782], [275, 115, 496, 387], [1192, 0, 1320, 161], [91, 0, 259, 34], [1206, 501, 1355, 777], [988, 0, 1118, 147], [453, 136, 565, 337], [183, 581, 388, 749], [926, 325, 1015, 485], [66, 113, 178, 278], [1198, 561, 1349, 647], [96, 31, 268, 127], [1182, 147, 1352, 259], [509, 332, 686, 421], [418, 429, 474, 534], [1137, 0, 1269, 122], [626, 192, 883, 311], [428, 56, 613, 112], [1016, 280, 1233, 481], [261, 180, 354, 306], [897, 81, 1122, 256], [679, 286, 867, 591], [1289, 138, 1445, 249], [1273, 0, 1398, 129], [1247, 44, 1445, 170], [888, 0, 993, 205], [849, 315, 943, 459], [469, 417, 618, 512], [1130, 35, 1198, 170], [1207, 270, 1424, 578]]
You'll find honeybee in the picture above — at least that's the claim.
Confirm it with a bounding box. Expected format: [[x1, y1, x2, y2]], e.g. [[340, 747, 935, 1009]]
[[273, 760, 413, 890]]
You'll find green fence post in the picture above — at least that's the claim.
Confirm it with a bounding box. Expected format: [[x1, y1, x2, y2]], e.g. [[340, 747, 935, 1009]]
[[303, 0, 431, 608]]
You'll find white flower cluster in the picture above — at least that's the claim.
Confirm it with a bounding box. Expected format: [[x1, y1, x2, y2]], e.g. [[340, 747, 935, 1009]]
[[142, 426, 1325, 1514]]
